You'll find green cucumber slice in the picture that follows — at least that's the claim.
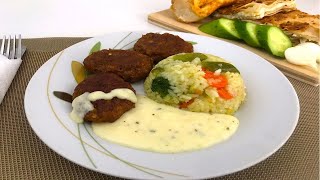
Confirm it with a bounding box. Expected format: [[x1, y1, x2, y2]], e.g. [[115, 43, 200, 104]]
[[256, 25, 292, 57], [235, 20, 261, 47], [199, 18, 241, 40]]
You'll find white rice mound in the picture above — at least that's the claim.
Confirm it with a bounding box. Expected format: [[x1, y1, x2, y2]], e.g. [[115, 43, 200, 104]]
[[144, 53, 246, 115]]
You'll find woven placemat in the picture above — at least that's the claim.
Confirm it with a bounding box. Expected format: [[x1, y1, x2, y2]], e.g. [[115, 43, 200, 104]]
[[0, 38, 318, 180]]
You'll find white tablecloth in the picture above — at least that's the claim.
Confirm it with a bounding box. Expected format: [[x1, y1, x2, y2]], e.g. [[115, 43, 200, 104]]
[[0, 0, 319, 38]]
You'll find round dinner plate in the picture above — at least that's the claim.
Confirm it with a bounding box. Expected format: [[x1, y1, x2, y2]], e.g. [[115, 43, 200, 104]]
[[24, 31, 299, 179]]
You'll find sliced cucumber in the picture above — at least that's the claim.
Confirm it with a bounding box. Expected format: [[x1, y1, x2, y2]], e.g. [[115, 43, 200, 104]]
[[256, 25, 292, 57], [198, 18, 241, 40], [235, 20, 261, 47]]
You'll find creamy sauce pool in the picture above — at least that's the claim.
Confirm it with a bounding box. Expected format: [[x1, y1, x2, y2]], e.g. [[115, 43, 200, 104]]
[[92, 95, 239, 153]]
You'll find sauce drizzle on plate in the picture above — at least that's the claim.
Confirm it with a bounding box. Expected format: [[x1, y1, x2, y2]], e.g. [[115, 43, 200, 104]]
[[92, 95, 239, 153]]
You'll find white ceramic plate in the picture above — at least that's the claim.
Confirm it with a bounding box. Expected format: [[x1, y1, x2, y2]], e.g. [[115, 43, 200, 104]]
[[24, 31, 299, 179]]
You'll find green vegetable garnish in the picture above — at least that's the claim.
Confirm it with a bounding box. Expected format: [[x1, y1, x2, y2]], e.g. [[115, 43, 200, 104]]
[[71, 61, 88, 83], [201, 61, 240, 74], [151, 67, 164, 76], [89, 42, 101, 55], [187, 41, 197, 45], [173, 53, 207, 62], [151, 77, 171, 97]]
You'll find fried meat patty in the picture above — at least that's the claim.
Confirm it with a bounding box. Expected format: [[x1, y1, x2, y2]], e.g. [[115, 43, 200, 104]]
[[133, 33, 194, 64], [83, 49, 153, 83], [73, 73, 136, 123]]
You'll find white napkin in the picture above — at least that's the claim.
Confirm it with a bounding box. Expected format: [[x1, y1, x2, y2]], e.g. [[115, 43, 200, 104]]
[[0, 55, 22, 104]]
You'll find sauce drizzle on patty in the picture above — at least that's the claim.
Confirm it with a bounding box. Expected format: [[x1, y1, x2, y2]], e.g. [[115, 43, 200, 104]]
[[70, 89, 137, 123]]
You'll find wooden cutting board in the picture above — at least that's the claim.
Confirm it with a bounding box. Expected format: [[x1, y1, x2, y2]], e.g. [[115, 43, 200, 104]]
[[148, 9, 319, 86]]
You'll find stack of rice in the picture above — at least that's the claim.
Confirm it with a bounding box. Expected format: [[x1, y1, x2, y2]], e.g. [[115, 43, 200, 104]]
[[144, 53, 246, 114]]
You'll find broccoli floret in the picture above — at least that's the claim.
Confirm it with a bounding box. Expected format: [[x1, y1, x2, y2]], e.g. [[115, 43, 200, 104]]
[[151, 77, 171, 97]]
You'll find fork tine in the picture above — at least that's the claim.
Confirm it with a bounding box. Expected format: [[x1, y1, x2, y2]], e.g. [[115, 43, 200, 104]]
[[16, 35, 22, 59], [9, 36, 16, 59], [5, 35, 11, 58], [0, 36, 5, 55]]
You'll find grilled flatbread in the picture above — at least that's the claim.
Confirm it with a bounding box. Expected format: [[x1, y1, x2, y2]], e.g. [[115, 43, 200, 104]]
[[256, 10, 320, 44], [213, 0, 297, 20], [171, 0, 236, 22]]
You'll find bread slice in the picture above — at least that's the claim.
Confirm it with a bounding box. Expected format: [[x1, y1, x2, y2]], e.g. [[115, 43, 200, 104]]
[[213, 0, 297, 20], [255, 10, 320, 44], [171, 0, 236, 23]]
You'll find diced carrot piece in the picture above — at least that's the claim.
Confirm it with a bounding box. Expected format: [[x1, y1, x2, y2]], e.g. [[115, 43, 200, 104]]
[[217, 88, 233, 100], [203, 70, 228, 88]]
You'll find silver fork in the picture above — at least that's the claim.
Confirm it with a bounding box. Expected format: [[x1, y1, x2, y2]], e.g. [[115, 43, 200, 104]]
[[0, 35, 22, 60]]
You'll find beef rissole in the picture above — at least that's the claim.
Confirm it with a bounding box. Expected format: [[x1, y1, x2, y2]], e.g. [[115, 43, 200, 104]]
[[72, 73, 136, 123], [83, 49, 153, 83]]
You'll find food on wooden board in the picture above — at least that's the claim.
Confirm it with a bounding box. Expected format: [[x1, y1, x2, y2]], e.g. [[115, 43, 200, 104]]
[[171, 0, 236, 22], [199, 18, 292, 57]]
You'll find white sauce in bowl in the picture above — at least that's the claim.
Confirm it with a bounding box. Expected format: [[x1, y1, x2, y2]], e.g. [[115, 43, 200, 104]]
[[70, 88, 137, 123], [92, 95, 239, 153]]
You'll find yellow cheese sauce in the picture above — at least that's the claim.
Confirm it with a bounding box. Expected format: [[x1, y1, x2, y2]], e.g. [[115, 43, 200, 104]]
[[92, 95, 239, 153], [70, 89, 137, 123]]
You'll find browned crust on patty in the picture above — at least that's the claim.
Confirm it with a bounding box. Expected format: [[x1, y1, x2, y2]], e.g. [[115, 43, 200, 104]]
[[133, 33, 194, 64], [73, 73, 136, 123], [83, 49, 153, 83]]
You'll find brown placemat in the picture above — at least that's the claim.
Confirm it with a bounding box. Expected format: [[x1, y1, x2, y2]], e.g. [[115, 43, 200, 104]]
[[0, 38, 318, 180]]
